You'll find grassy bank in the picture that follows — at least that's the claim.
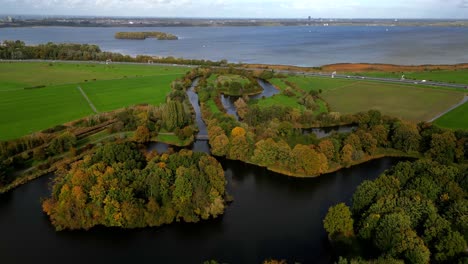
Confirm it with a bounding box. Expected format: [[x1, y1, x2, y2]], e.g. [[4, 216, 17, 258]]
[[434, 101, 468, 129]]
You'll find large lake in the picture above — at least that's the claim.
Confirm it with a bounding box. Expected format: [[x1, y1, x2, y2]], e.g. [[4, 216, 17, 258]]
[[1, 26, 468, 66]]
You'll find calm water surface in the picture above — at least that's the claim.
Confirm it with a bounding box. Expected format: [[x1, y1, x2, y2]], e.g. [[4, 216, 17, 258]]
[[1, 26, 468, 66], [0, 157, 404, 264]]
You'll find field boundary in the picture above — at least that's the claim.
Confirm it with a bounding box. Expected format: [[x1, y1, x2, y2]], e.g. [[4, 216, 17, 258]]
[[77, 86, 98, 114], [429, 95, 468, 122]]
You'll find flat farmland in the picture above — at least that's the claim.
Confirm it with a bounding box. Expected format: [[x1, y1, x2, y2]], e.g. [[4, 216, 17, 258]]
[[272, 76, 465, 122], [82, 74, 183, 112], [0, 84, 92, 140], [0, 62, 188, 90], [320, 81, 464, 121], [434, 101, 468, 129], [0, 62, 185, 140]]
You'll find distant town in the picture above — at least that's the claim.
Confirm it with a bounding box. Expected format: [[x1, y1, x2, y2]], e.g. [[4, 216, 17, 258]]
[[1, 15, 468, 28]]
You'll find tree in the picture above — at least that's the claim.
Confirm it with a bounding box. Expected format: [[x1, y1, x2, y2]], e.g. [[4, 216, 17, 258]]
[[370, 125, 389, 147], [434, 231, 467, 262], [323, 203, 354, 239], [374, 213, 412, 254], [428, 131, 457, 165], [134, 125, 151, 143], [291, 144, 328, 175], [210, 134, 229, 156], [351, 180, 378, 215], [234, 98, 248, 120], [341, 144, 354, 167], [162, 101, 187, 131], [229, 127, 250, 161], [319, 139, 336, 161], [392, 122, 421, 153]]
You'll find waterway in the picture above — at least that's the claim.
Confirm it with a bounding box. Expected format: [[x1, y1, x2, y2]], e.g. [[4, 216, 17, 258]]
[[0, 79, 406, 264], [2, 26, 468, 66], [220, 78, 280, 121]]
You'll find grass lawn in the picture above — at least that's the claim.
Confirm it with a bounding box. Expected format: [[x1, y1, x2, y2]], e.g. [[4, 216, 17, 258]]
[[82, 74, 182, 112], [0, 84, 93, 140], [206, 99, 221, 114], [216, 74, 250, 85], [0, 62, 188, 91], [347, 69, 468, 85], [434, 101, 468, 129], [156, 134, 192, 146], [321, 81, 464, 122]]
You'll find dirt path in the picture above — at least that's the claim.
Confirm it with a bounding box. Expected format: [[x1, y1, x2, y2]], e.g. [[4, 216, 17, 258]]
[[77, 86, 98, 114], [428, 95, 468, 122]]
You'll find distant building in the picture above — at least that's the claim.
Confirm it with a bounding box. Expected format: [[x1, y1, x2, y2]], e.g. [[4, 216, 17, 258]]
[[6, 16, 13, 23]]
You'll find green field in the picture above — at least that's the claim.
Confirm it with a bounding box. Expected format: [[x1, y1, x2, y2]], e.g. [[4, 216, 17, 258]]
[[434, 101, 468, 129], [216, 74, 250, 85], [0, 62, 188, 90], [82, 75, 179, 112], [347, 69, 468, 85], [0, 62, 185, 140], [0, 83, 92, 140], [321, 81, 464, 121], [272, 76, 465, 122]]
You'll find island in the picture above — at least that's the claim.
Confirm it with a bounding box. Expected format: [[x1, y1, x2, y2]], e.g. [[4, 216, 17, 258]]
[[114, 31, 178, 40]]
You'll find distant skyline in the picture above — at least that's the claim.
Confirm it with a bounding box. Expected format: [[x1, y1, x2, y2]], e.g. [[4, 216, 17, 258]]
[[2, 0, 468, 19]]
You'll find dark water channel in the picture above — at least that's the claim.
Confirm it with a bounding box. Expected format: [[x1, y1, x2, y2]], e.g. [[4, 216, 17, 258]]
[[0, 79, 406, 264], [220, 79, 280, 121]]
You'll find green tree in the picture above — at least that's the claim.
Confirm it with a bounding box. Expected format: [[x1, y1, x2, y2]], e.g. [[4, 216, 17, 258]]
[[323, 203, 354, 239], [392, 122, 421, 153], [428, 131, 457, 165]]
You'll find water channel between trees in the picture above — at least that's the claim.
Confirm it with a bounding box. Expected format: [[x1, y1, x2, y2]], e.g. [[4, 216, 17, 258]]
[[0, 78, 405, 264]]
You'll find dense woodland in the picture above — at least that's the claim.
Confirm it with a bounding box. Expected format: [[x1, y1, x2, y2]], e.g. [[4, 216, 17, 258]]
[[114, 31, 178, 40], [324, 159, 468, 264], [43, 142, 227, 230], [0, 40, 228, 66]]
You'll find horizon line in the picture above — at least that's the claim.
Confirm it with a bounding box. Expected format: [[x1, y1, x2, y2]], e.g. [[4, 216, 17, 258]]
[[2, 14, 468, 21]]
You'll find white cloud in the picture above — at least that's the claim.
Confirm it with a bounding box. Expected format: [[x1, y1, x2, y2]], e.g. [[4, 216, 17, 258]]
[[1, 0, 467, 18]]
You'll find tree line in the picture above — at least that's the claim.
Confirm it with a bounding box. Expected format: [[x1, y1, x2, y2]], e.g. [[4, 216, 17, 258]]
[[324, 159, 468, 264], [0, 40, 228, 66]]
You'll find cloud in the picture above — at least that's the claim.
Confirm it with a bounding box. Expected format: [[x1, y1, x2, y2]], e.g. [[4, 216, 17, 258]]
[[459, 0, 468, 8], [1, 0, 468, 18]]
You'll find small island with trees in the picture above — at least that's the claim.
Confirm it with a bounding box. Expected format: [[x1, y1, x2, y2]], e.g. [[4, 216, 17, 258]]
[[114, 31, 178, 40]]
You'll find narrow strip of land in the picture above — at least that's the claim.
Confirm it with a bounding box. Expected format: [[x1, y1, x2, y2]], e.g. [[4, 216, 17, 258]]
[[77, 86, 98, 114], [428, 95, 468, 122]]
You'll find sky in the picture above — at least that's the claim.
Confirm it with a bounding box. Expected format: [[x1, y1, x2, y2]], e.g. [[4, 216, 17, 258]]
[[1, 0, 468, 19]]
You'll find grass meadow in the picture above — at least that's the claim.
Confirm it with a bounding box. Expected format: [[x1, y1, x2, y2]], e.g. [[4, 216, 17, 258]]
[[434, 101, 468, 129], [0, 62, 188, 90], [270, 76, 465, 122], [0, 62, 186, 140]]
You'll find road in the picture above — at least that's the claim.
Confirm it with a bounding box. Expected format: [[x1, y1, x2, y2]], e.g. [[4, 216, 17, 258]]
[[4, 59, 468, 90], [428, 95, 468, 122]]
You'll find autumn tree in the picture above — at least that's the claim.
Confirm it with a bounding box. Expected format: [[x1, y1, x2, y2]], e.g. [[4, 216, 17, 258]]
[[324, 203, 354, 239], [391, 122, 421, 153], [134, 125, 151, 143], [427, 131, 457, 165]]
